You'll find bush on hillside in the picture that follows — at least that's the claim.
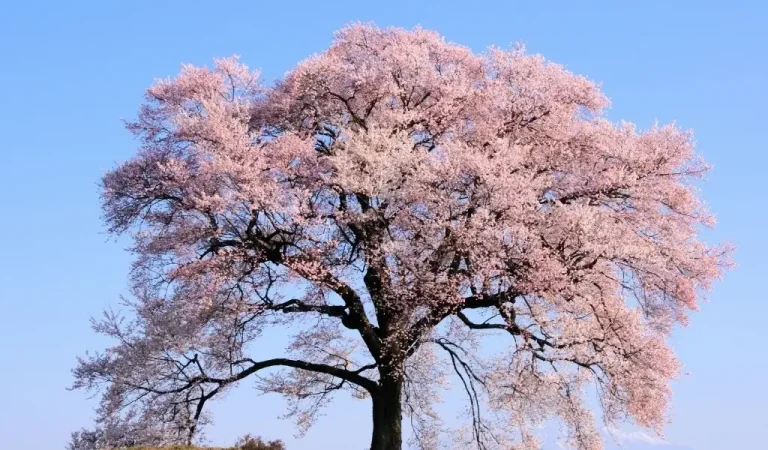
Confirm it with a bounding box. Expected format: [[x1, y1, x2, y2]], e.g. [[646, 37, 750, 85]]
[[68, 430, 285, 450], [235, 434, 286, 450]]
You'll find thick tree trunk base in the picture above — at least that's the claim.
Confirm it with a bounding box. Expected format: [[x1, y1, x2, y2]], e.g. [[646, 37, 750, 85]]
[[370, 378, 403, 450]]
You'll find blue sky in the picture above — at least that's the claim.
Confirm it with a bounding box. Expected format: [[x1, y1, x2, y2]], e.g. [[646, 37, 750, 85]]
[[0, 1, 765, 449]]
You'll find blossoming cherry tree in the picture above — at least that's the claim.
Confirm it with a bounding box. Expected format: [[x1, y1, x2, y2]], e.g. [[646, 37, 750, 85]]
[[72, 24, 731, 450]]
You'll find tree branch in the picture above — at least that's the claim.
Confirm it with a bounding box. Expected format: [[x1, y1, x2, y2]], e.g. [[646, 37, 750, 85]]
[[405, 289, 523, 356], [237, 223, 384, 361], [133, 357, 379, 397]]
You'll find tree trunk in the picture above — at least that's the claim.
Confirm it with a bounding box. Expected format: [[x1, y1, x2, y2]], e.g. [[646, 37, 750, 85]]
[[370, 376, 403, 450]]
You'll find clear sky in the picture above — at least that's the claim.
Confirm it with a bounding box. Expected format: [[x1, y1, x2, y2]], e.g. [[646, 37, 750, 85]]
[[0, 1, 765, 449]]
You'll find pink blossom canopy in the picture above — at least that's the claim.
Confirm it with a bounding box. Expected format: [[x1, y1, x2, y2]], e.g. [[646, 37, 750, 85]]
[[73, 24, 731, 450]]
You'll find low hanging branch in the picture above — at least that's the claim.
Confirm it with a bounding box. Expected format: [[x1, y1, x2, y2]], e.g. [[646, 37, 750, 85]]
[[72, 23, 731, 450]]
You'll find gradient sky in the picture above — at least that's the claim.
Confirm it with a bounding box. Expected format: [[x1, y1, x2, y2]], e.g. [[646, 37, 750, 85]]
[[1, 1, 766, 449]]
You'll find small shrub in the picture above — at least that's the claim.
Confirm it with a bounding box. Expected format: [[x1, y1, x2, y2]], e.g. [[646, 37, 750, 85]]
[[235, 434, 286, 450]]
